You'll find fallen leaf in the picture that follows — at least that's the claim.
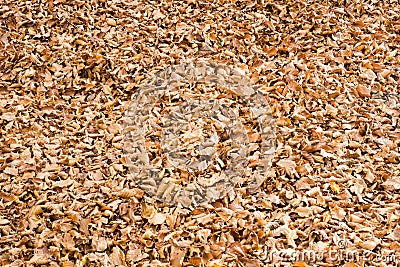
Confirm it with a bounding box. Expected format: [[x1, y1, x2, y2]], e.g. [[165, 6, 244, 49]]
[[106, 18, 117, 26]]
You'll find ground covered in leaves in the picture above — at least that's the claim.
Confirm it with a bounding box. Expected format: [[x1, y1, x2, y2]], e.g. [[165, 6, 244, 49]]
[[1, 0, 400, 266]]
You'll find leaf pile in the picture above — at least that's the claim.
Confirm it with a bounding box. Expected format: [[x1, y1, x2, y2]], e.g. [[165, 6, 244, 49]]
[[1, 0, 399, 266]]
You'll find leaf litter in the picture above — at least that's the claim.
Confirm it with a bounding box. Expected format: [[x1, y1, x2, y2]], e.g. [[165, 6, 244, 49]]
[[1, 0, 400, 266]]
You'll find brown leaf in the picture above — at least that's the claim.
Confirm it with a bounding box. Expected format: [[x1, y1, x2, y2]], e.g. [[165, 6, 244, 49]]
[[170, 246, 186, 267], [356, 84, 371, 97]]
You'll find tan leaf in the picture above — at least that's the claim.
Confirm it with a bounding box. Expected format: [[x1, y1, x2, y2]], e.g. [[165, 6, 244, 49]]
[[106, 18, 117, 26], [360, 69, 377, 80], [62, 233, 75, 251], [356, 238, 380, 250], [141, 203, 156, 219], [331, 206, 346, 220], [93, 235, 108, 252], [149, 212, 166, 225], [382, 178, 400, 190], [170, 246, 186, 267], [295, 207, 313, 217], [110, 246, 126, 266], [0, 218, 10, 225], [53, 179, 74, 188], [4, 167, 18, 176], [277, 159, 297, 178], [28, 255, 50, 265]]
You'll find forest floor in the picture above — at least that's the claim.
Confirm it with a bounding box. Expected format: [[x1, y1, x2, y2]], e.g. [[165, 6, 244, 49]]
[[1, 0, 400, 266]]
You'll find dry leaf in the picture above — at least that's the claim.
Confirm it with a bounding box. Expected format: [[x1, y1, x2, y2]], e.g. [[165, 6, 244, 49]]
[[106, 18, 117, 26], [355, 238, 380, 250], [295, 207, 313, 217], [293, 262, 308, 267], [170, 246, 186, 267], [356, 84, 371, 97], [4, 167, 18, 176], [277, 159, 297, 178], [149, 212, 166, 225]]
